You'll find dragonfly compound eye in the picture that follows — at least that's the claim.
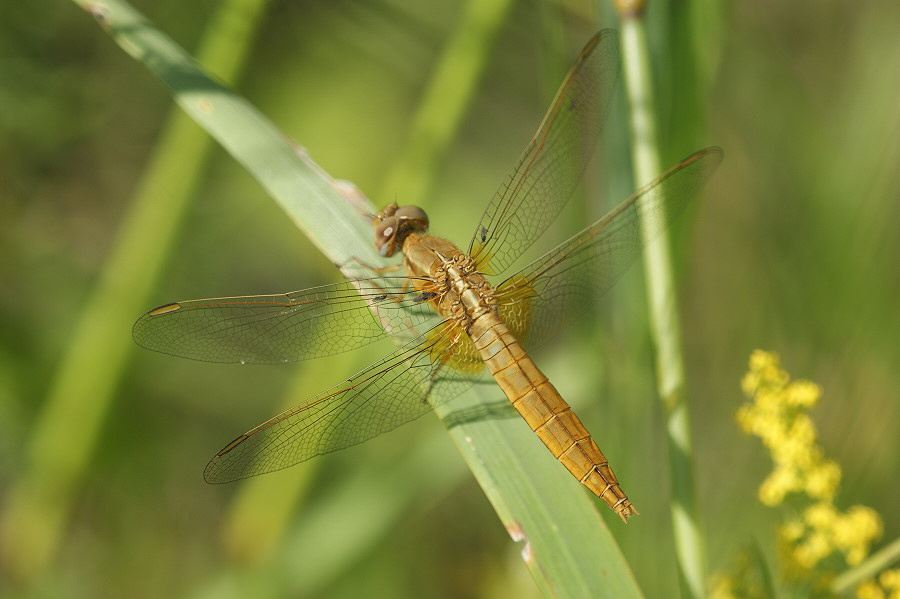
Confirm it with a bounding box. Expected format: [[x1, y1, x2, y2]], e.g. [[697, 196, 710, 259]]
[[394, 205, 429, 231], [375, 216, 400, 257]]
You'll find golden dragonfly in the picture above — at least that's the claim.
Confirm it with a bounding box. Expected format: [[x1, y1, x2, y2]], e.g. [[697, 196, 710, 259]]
[[133, 30, 721, 522]]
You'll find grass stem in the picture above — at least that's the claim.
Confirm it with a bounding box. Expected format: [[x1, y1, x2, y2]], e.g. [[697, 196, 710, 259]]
[[618, 12, 708, 599]]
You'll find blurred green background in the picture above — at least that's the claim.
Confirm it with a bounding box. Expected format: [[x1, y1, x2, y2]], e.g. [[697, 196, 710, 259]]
[[1, 0, 897, 597]]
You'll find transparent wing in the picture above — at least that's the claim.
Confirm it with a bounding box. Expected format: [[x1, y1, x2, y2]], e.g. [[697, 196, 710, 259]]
[[467, 29, 619, 275], [203, 320, 480, 483], [132, 277, 440, 364], [496, 148, 723, 349]]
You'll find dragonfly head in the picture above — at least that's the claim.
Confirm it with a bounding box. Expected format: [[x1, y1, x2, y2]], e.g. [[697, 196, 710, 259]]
[[373, 203, 429, 257]]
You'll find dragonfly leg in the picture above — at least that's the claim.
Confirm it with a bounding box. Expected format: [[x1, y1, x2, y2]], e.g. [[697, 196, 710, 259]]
[[339, 255, 405, 280]]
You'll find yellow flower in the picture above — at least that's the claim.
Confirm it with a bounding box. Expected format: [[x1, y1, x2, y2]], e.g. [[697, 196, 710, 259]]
[[879, 569, 900, 598], [835, 506, 882, 566], [803, 460, 840, 500], [789, 414, 817, 446], [787, 380, 821, 408], [880, 568, 900, 586], [856, 580, 886, 599], [759, 465, 798, 505], [803, 502, 837, 528], [794, 530, 832, 569], [730, 351, 890, 596], [708, 573, 738, 599], [781, 519, 805, 542]]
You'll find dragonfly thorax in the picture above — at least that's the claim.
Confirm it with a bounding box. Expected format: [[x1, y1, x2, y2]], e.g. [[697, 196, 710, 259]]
[[373, 203, 429, 257]]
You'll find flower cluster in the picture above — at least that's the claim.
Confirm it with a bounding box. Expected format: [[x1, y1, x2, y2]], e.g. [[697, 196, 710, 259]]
[[712, 351, 897, 599], [738, 351, 839, 506]]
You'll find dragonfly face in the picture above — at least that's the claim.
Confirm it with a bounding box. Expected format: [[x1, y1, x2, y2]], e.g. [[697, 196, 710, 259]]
[[373, 203, 430, 257], [133, 29, 721, 522]]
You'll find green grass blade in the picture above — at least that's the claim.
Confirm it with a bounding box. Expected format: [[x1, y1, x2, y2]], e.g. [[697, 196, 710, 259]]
[[831, 535, 900, 594], [618, 9, 709, 599], [435, 387, 643, 597]]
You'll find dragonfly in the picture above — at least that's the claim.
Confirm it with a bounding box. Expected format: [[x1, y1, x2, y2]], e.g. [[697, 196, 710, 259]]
[[133, 30, 722, 523]]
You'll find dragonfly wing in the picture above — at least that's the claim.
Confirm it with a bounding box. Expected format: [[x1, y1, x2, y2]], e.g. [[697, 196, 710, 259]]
[[497, 148, 723, 349], [203, 320, 481, 482], [467, 30, 619, 275], [133, 277, 441, 364]]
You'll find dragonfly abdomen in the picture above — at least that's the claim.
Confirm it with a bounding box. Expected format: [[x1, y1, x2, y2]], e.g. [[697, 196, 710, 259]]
[[469, 313, 637, 522]]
